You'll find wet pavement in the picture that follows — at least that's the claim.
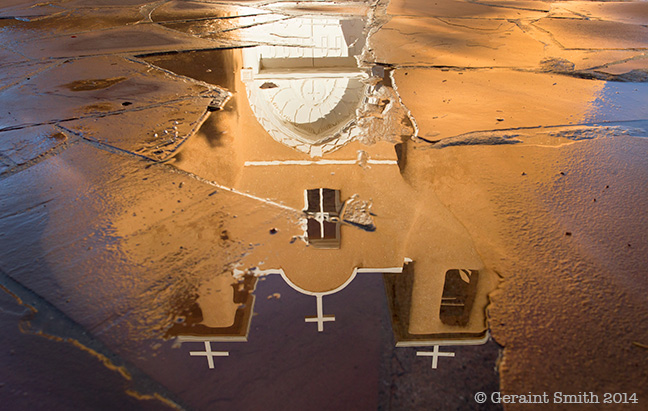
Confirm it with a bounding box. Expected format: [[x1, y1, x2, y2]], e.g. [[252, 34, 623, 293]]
[[1, 1, 647, 410]]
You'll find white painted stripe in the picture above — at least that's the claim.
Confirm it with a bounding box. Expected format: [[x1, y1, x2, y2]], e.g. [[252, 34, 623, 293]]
[[188, 173, 299, 213], [243, 159, 397, 166], [319, 188, 324, 237], [220, 185, 297, 212], [367, 159, 399, 165]]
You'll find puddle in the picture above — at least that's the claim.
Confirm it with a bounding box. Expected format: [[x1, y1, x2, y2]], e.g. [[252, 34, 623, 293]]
[[165, 14, 499, 359]]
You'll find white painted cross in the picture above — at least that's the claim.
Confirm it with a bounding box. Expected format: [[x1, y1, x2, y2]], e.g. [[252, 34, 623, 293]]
[[305, 294, 335, 332], [417, 346, 455, 369], [189, 341, 229, 369]]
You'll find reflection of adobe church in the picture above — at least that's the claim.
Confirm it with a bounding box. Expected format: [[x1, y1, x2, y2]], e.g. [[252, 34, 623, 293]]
[[170, 17, 498, 347], [241, 17, 367, 157]]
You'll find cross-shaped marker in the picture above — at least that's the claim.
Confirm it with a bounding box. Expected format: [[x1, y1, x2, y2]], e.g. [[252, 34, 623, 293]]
[[417, 345, 455, 369], [305, 294, 335, 332], [189, 341, 229, 369]]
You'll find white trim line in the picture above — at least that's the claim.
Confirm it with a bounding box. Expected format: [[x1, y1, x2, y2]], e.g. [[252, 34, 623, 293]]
[[178, 335, 248, 343], [395, 332, 490, 348], [244, 159, 397, 166], [234, 261, 407, 297]]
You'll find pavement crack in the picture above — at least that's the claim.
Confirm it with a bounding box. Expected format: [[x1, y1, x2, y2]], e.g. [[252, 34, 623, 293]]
[[554, 7, 594, 21], [465, 0, 551, 14], [133, 44, 256, 59], [0, 152, 18, 167], [126, 55, 233, 92], [434, 17, 505, 32], [150, 12, 273, 26], [0, 61, 63, 92], [0, 197, 55, 220], [586, 52, 648, 71], [0, 96, 210, 134], [528, 20, 566, 49], [137, 0, 167, 24], [211, 15, 294, 34], [509, 19, 552, 48], [69, 130, 157, 161], [0, 129, 76, 180]]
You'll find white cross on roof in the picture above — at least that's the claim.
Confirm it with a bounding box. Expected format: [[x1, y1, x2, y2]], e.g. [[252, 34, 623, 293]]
[[189, 341, 229, 369], [417, 345, 455, 369], [305, 294, 335, 332]]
